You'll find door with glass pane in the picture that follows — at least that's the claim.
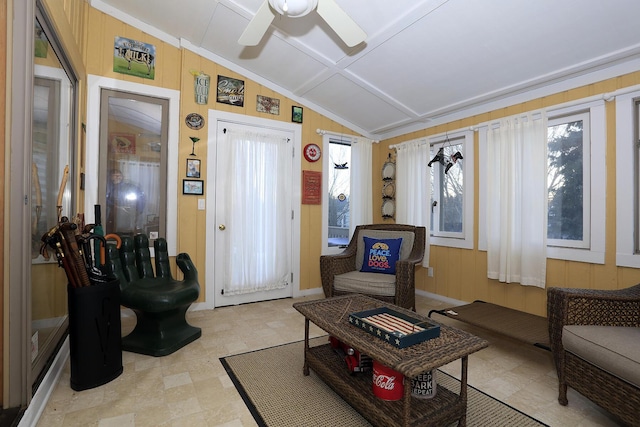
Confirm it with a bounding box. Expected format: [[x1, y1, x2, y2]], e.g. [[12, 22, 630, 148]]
[[31, 17, 75, 388], [213, 122, 294, 307], [98, 90, 168, 242]]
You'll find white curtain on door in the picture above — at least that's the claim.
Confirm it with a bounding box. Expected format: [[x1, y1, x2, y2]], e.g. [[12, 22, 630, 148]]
[[119, 160, 160, 220], [223, 128, 291, 295], [349, 136, 374, 236], [486, 112, 548, 287], [395, 139, 430, 268]]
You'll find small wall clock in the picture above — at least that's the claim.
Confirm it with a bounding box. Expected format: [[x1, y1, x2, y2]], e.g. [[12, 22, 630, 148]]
[[304, 143, 321, 162]]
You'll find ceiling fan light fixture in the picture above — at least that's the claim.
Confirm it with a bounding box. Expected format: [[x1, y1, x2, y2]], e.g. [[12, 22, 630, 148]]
[[269, 0, 318, 17]]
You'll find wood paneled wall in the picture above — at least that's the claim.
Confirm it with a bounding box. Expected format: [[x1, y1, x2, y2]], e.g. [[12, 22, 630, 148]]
[[83, 8, 358, 299], [56, 3, 640, 314], [378, 73, 640, 316]]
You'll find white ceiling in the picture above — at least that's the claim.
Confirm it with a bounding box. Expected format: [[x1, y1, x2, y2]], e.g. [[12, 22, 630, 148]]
[[90, 0, 640, 140]]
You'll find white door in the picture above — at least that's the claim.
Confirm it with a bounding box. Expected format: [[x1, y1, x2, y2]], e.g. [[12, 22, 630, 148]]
[[210, 119, 295, 307]]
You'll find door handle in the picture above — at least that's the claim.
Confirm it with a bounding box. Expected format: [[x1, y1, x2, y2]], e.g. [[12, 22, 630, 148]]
[[218, 224, 226, 231]]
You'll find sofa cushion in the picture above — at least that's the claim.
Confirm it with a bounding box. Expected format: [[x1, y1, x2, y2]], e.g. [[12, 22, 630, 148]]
[[333, 271, 396, 297], [355, 230, 415, 271], [562, 325, 640, 388], [360, 236, 403, 275]]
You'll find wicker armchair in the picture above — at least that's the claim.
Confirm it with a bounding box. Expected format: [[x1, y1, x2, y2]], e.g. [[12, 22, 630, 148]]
[[547, 284, 640, 426], [320, 224, 426, 310]]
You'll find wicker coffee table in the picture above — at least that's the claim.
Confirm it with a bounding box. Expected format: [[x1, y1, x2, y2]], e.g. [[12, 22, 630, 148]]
[[293, 294, 489, 427]]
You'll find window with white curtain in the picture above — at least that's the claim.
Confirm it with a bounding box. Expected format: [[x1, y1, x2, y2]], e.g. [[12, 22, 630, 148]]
[[478, 100, 605, 264], [428, 130, 474, 249]]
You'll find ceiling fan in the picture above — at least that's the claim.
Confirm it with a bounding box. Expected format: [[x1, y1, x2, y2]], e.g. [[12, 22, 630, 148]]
[[238, 0, 367, 47]]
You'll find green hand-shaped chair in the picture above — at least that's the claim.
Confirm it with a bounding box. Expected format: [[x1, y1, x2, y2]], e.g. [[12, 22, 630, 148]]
[[105, 234, 201, 356]]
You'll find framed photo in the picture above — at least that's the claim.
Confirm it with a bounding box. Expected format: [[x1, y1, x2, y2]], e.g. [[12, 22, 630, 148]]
[[256, 95, 280, 115], [183, 179, 204, 195], [292, 106, 303, 123], [186, 158, 201, 178]]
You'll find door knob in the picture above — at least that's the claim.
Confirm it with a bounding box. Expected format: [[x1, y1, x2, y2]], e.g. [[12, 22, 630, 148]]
[[218, 224, 226, 230]]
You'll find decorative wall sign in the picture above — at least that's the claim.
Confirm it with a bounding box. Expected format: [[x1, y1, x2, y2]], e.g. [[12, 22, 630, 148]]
[[192, 71, 210, 104], [257, 95, 280, 115], [109, 133, 136, 154], [303, 143, 321, 162], [183, 179, 204, 195], [217, 75, 245, 106], [185, 113, 204, 130], [113, 37, 156, 79], [292, 106, 303, 123], [189, 136, 200, 156], [302, 170, 322, 204], [186, 158, 201, 178]]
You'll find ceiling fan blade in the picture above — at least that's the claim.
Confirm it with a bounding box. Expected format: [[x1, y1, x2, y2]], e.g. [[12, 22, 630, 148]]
[[238, 1, 276, 46], [316, 0, 366, 47]]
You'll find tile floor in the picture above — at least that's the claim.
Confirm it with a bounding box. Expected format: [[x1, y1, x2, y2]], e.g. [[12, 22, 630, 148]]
[[35, 294, 622, 427]]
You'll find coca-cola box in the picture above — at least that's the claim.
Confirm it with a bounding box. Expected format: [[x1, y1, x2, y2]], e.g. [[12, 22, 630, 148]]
[[348, 307, 440, 349]]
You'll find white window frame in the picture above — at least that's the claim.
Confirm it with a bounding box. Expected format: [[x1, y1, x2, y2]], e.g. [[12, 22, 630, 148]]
[[478, 99, 605, 264], [429, 130, 474, 249], [546, 111, 591, 250], [616, 90, 640, 267], [321, 133, 353, 255]]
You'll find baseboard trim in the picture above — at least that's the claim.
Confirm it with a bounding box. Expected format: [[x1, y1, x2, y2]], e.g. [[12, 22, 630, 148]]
[[19, 337, 69, 427], [415, 289, 468, 307]]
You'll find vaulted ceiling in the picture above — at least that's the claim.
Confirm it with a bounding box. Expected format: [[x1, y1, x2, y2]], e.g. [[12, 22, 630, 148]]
[[90, 0, 640, 140]]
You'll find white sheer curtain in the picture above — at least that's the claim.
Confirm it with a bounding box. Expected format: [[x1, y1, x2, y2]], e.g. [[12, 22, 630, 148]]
[[223, 128, 291, 295], [486, 112, 548, 287], [119, 160, 160, 227], [395, 139, 430, 267], [349, 136, 374, 236]]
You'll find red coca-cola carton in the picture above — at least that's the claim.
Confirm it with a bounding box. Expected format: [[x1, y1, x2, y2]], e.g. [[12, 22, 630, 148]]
[[372, 360, 404, 400]]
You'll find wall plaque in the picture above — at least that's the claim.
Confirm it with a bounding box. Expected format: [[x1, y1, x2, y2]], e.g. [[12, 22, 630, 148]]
[[302, 170, 322, 205]]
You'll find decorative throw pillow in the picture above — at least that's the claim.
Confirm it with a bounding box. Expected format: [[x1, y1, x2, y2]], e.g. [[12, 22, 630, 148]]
[[360, 237, 403, 275]]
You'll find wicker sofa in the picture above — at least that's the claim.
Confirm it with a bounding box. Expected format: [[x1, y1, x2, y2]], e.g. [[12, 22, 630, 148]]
[[320, 224, 425, 310], [547, 284, 640, 426]]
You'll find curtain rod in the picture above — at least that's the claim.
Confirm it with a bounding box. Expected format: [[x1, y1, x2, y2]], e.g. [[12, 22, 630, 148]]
[[392, 84, 640, 150], [316, 129, 379, 143]]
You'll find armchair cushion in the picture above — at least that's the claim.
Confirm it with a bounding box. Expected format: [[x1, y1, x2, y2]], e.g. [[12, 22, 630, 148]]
[[334, 271, 396, 297], [360, 236, 403, 275], [562, 325, 640, 388]]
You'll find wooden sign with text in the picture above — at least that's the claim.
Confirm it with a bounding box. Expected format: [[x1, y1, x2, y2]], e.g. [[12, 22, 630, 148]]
[[302, 170, 322, 204]]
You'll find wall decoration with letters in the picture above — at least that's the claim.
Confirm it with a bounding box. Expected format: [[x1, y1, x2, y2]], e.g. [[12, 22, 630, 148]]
[[113, 37, 156, 80], [217, 75, 245, 107]]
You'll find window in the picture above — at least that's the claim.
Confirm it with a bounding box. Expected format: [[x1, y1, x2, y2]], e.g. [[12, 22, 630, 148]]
[[615, 90, 640, 267], [429, 130, 474, 249], [546, 102, 605, 263], [547, 112, 590, 249], [479, 100, 605, 263], [323, 137, 351, 253]]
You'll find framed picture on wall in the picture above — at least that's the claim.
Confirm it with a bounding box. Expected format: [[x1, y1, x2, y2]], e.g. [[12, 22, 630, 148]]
[[186, 158, 201, 178], [292, 106, 303, 123], [183, 179, 204, 195]]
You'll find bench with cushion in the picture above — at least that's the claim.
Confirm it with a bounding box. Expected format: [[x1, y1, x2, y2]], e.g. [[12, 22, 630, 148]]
[[547, 284, 640, 426], [105, 234, 201, 357], [320, 224, 425, 310]]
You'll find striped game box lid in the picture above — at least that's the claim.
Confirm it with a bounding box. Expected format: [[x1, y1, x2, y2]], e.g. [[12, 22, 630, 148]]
[[348, 307, 440, 348]]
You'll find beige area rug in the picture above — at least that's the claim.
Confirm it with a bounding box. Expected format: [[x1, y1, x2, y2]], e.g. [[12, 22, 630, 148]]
[[220, 339, 548, 427]]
